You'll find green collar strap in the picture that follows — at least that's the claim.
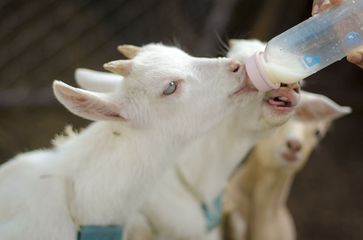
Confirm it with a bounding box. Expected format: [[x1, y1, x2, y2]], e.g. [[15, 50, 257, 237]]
[[78, 225, 123, 240], [201, 192, 224, 232], [175, 165, 223, 232], [66, 179, 123, 240]]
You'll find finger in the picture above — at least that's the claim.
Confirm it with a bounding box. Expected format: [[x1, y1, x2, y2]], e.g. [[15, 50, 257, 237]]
[[320, 0, 334, 11], [312, 0, 325, 6], [330, 0, 344, 5], [312, 0, 332, 15], [312, 4, 320, 15], [347, 51, 363, 69], [347, 52, 361, 64], [312, 0, 325, 15], [319, 0, 344, 13]]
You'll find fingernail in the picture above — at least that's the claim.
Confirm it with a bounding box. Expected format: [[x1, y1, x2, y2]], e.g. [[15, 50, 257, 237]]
[[320, 2, 331, 11], [347, 53, 363, 64], [312, 4, 319, 15]]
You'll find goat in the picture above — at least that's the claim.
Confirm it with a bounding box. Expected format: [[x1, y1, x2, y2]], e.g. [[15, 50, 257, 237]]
[[0, 43, 247, 240], [74, 39, 301, 240], [223, 92, 351, 240]]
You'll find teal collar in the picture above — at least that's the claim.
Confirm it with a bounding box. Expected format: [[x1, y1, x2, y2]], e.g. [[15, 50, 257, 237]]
[[175, 165, 223, 232], [65, 179, 123, 240], [78, 225, 123, 240], [201, 193, 223, 232]]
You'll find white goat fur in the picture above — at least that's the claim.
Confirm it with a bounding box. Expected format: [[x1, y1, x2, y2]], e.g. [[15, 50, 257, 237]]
[[74, 39, 302, 240], [223, 92, 351, 240], [0, 43, 246, 240]]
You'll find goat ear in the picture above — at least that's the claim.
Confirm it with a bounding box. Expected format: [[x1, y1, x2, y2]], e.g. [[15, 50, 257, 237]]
[[75, 68, 123, 93], [53, 80, 127, 121], [295, 91, 352, 122]]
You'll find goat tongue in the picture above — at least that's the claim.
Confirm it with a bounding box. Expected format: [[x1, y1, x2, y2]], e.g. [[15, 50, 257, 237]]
[[268, 96, 290, 107]]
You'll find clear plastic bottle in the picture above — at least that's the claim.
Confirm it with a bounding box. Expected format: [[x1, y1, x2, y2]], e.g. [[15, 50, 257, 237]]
[[246, 0, 363, 91]]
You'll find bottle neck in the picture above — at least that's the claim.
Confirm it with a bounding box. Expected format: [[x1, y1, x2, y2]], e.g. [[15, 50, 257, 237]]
[[245, 51, 280, 92]]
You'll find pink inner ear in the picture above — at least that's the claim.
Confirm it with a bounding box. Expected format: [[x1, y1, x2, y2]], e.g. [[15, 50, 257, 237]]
[[70, 94, 87, 103], [317, 104, 336, 118], [54, 81, 127, 122], [296, 101, 338, 122], [104, 111, 126, 120], [56, 84, 89, 106], [295, 107, 315, 121]]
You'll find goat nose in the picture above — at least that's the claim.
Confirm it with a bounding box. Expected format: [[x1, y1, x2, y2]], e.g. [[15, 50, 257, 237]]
[[286, 139, 302, 152], [280, 82, 300, 93], [228, 60, 241, 73]]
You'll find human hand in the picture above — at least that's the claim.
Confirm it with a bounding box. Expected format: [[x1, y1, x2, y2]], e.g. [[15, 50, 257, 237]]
[[311, 0, 343, 15], [347, 49, 363, 68]]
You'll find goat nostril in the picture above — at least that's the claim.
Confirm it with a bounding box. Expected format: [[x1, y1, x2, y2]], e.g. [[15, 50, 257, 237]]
[[287, 140, 302, 152], [281, 83, 300, 93], [229, 61, 241, 73]]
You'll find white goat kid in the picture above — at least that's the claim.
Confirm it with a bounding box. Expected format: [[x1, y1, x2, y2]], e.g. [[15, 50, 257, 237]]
[[74, 39, 301, 240], [223, 92, 351, 240], [0, 43, 246, 240]]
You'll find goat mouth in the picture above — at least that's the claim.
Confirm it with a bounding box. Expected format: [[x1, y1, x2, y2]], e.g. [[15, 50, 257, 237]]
[[281, 152, 298, 162], [265, 89, 299, 113], [232, 73, 258, 96], [268, 96, 292, 108]]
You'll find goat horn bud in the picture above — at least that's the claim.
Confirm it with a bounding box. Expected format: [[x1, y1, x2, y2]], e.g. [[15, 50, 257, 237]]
[[228, 39, 238, 48], [103, 60, 132, 76], [117, 45, 140, 59]]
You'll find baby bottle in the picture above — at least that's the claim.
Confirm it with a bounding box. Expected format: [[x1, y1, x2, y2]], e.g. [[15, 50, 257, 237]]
[[246, 0, 363, 91]]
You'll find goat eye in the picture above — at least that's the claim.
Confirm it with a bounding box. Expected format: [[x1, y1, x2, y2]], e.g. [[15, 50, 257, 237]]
[[163, 81, 177, 96], [314, 129, 321, 138]]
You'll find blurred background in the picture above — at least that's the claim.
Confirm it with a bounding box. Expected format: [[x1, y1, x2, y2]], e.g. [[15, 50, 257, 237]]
[[0, 0, 362, 239]]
